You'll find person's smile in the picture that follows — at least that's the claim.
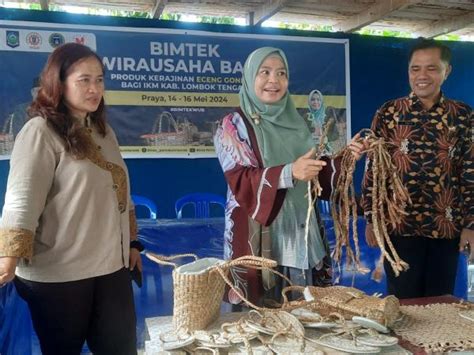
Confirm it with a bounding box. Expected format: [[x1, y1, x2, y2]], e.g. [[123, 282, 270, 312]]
[[254, 55, 288, 104]]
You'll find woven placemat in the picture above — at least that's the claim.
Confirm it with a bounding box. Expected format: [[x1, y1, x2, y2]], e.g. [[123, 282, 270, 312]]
[[392, 303, 474, 353]]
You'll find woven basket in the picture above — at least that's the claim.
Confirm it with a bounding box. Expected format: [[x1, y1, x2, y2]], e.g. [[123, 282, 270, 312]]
[[146, 253, 279, 331], [173, 256, 226, 331], [282, 285, 400, 327]]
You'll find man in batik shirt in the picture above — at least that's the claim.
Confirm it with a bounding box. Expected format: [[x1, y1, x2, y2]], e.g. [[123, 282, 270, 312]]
[[362, 39, 473, 299]]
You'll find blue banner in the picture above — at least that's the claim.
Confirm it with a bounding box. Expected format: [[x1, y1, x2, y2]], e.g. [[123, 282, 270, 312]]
[[0, 20, 350, 158]]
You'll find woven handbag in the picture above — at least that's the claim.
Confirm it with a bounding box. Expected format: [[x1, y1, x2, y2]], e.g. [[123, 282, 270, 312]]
[[146, 253, 280, 331], [282, 285, 400, 327]]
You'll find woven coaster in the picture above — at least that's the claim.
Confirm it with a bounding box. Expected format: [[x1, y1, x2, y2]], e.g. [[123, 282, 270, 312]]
[[392, 303, 474, 352]]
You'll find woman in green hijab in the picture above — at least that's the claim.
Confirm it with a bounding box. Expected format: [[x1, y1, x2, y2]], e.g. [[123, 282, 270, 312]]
[[307, 89, 347, 155], [214, 47, 365, 306]]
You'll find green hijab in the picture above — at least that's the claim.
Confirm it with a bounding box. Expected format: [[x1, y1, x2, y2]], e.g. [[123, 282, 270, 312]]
[[239, 47, 314, 167]]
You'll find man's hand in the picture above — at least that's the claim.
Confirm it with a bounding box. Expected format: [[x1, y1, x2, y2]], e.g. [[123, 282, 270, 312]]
[[0, 257, 18, 287], [292, 148, 327, 182], [348, 133, 370, 161], [365, 223, 378, 247], [459, 228, 474, 261]]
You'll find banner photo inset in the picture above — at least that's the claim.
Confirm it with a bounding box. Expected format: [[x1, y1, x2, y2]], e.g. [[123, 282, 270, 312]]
[[0, 21, 350, 158]]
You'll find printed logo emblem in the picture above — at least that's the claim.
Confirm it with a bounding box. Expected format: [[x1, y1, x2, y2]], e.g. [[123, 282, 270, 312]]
[[73, 35, 86, 45], [6, 30, 20, 48], [48, 33, 65, 48], [26, 32, 42, 48]]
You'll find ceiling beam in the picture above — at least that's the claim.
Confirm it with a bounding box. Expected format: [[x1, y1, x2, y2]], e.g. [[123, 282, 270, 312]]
[[416, 11, 474, 38], [39, 0, 49, 10], [249, 0, 289, 26], [425, 0, 474, 5], [336, 0, 426, 33], [151, 0, 167, 19]]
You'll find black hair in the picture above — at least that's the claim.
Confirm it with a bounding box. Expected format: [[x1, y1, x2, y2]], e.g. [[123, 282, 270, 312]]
[[408, 38, 451, 65], [29, 43, 106, 159]]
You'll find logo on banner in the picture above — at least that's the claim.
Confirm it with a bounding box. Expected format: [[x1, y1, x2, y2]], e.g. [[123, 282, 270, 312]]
[[49, 33, 65, 48], [6, 30, 20, 48], [73, 35, 86, 45], [26, 32, 42, 49]]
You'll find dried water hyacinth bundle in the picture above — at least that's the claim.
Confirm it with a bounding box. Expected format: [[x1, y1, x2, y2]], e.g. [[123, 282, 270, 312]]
[[311, 121, 332, 198], [303, 123, 331, 268], [331, 129, 411, 278], [330, 139, 364, 275]]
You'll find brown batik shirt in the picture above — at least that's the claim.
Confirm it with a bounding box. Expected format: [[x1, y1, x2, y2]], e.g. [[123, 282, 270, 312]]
[[362, 92, 473, 239]]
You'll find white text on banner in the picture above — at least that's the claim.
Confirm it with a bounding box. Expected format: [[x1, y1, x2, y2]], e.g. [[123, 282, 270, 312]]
[[105, 91, 346, 109]]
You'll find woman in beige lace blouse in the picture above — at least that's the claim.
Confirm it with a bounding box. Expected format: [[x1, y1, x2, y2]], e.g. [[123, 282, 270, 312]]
[[0, 43, 141, 355]]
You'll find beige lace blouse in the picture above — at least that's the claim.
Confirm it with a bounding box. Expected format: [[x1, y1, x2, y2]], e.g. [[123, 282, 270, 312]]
[[0, 116, 137, 282]]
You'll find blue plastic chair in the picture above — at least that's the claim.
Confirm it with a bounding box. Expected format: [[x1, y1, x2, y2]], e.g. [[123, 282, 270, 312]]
[[132, 194, 158, 219], [318, 200, 330, 215], [318, 199, 332, 221], [175, 193, 226, 219]]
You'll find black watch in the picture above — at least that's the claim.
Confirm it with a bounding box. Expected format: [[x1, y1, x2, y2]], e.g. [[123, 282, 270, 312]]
[[130, 240, 145, 252]]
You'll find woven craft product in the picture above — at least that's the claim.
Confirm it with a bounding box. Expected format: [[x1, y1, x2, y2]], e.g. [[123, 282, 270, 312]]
[[141, 111, 189, 146], [392, 303, 474, 352], [146, 253, 278, 332], [282, 285, 400, 327]]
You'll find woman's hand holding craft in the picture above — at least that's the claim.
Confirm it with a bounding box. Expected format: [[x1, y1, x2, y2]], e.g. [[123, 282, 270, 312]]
[[292, 148, 327, 181]]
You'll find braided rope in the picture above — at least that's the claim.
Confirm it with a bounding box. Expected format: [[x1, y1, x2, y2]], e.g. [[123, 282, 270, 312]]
[[331, 129, 410, 277]]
